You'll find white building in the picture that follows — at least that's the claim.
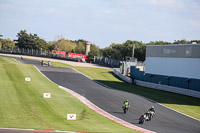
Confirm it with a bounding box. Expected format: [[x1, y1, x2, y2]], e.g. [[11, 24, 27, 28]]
[[145, 44, 200, 79]]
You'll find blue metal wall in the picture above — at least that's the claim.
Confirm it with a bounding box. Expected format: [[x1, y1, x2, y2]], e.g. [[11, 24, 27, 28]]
[[130, 66, 200, 92]]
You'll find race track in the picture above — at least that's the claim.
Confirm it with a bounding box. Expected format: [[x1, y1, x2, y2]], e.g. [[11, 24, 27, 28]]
[[2, 56, 200, 133]]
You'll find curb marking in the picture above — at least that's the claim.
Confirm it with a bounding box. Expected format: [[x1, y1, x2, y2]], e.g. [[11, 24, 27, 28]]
[[59, 86, 155, 133]]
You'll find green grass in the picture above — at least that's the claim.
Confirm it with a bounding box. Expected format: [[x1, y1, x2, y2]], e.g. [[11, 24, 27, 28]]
[[50, 61, 200, 120], [0, 56, 140, 133], [51, 61, 72, 68]]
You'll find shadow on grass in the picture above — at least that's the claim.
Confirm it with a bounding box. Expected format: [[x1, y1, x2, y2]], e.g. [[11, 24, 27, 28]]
[[95, 80, 200, 107], [108, 71, 123, 80]]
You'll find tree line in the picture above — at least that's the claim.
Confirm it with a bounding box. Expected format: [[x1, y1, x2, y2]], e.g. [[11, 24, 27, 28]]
[[101, 39, 200, 61], [0, 30, 199, 61]]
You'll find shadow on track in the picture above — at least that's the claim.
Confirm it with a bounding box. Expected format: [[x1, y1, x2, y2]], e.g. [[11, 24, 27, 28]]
[[95, 80, 200, 107], [112, 112, 124, 114]]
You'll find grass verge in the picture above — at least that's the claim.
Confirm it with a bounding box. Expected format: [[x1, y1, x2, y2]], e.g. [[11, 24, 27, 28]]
[[0, 56, 139, 133]]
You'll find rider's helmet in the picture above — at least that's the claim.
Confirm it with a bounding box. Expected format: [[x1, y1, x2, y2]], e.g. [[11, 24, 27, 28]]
[[126, 99, 129, 102], [151, 106, 154, 108]]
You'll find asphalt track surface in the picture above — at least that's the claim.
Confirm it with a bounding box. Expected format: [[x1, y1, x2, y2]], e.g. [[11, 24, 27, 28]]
[[1, 56, 200, 133]]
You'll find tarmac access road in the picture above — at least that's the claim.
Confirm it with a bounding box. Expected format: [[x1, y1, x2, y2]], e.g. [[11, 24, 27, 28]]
[[1, 56, 200, 133]]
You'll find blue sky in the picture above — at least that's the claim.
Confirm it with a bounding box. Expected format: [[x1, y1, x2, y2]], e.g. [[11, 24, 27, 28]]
[[0, 0, 200, 48]]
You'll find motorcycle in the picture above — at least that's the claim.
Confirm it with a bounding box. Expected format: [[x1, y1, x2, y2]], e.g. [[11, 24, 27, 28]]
[[139, 115, 146, 124], [150, 110, 155, 116], [122, 105, 129, 114], [148, 111, 155, 121], [139, 110, 156, 124]]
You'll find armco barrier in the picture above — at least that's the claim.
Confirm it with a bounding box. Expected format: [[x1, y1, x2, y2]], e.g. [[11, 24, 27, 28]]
[[113, 68, 132, 83], [130, 66, 200, 98], [170, 76, 188, 89], [136, 80, 200, 98], [150, 74, 168, 85], [131, 66, 145, 81], [190, 79, 200, 91]]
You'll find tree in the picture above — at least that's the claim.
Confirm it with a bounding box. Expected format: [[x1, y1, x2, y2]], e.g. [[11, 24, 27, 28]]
[[87, 51, 96, 62], [47, 41, 56, 51], [16, 30, 30, 48], [50, 38, 76, 52], [191, 40, 200, 44], [102, 47, 115, 58], [0, 39, 2, 49], [102, 43, 122, 59], [53, 38, 66, 51], [121, 40, 134, 59], [0, 38, 15, 49], [87, 44, 101, 61], [74, 40, 85, 54], [90, 44, 101, 56], [147, 41, 171, 45], [102, 41, 146, 61], [33, 35, 48, 50], [16, 30, 48, 50], [134, 42, 146, 61], [173, 39, 188, 44]]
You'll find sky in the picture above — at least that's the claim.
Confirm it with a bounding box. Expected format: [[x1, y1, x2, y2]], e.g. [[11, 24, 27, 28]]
[[0, 0, 200, 48]]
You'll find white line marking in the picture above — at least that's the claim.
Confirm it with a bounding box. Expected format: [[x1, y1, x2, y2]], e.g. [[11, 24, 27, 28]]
[[158, 102, 200, 122], [12, 58, 21, 63]]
